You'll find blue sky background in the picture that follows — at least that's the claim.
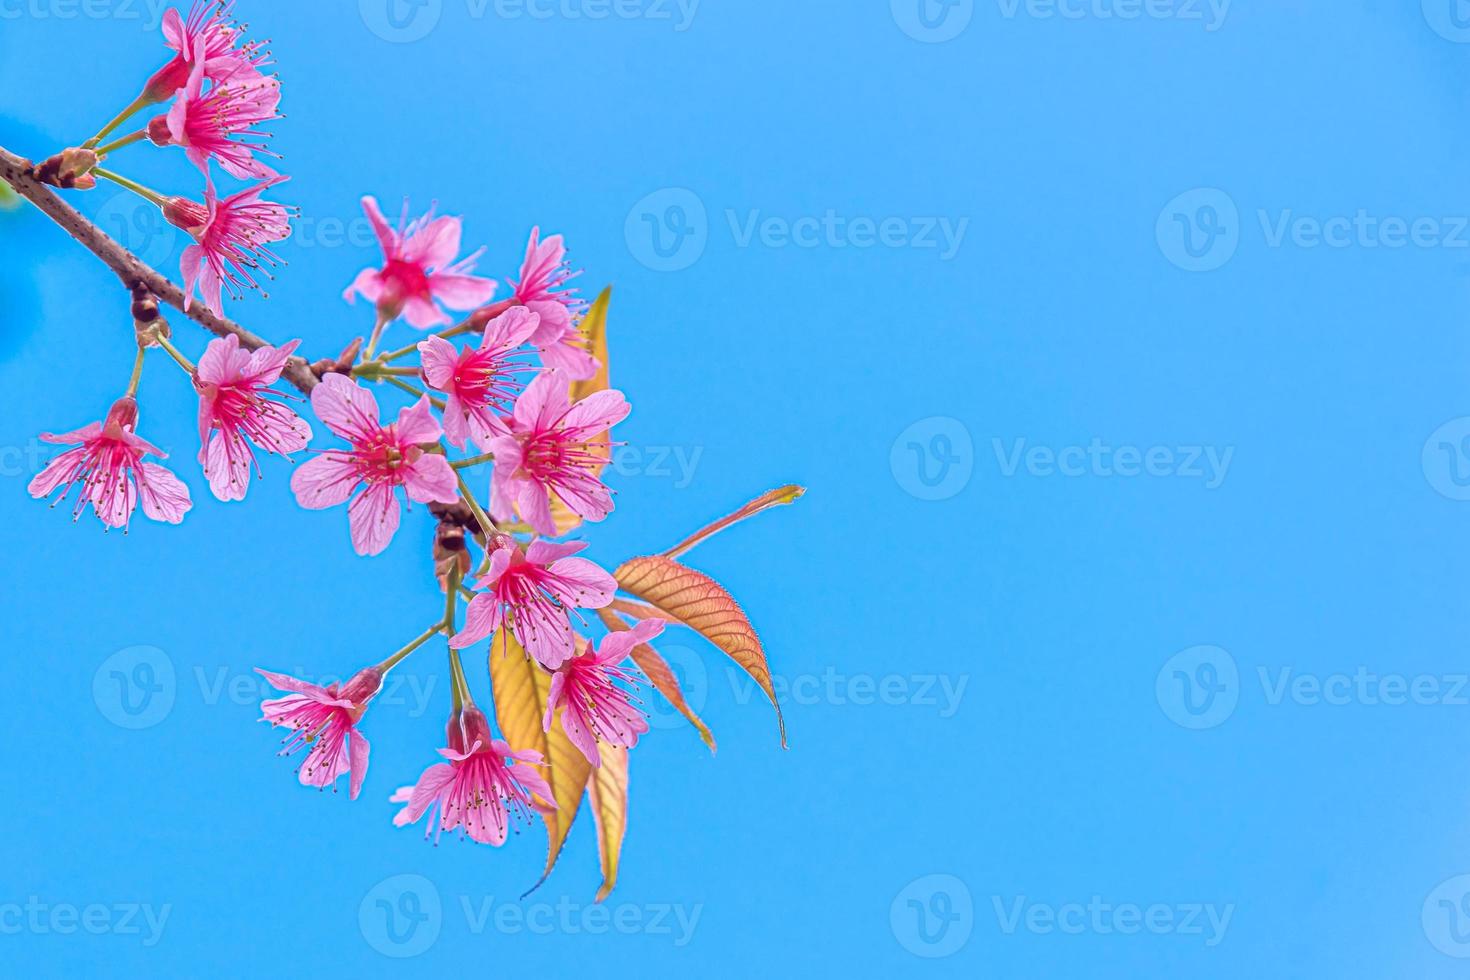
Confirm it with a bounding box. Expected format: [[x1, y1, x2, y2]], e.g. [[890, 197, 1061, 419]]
[[4, 0, 1470, 975]]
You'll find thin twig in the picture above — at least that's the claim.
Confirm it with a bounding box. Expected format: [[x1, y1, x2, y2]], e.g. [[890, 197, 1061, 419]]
[[0, 143, 319, 394]]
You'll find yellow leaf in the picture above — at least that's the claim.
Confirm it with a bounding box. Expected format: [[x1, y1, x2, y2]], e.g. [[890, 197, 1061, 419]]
[[615, 555, 787, 748], [597, 607, 716, 752], [663, 485, 806, 560], [548, 286, 613, 536], [588, 741, 629, 903], [486, 628, 593, 891]]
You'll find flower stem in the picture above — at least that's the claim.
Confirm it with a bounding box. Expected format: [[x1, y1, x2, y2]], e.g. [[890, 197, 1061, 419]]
[[94, 130, 147, 157], [84, 95, 151, 149], [444, 566, 462, 631], [455, 471, 499, 551], [448, 648, 472, 709], [381, 322, 471, 363], [123, 346, 146, 397], [378, 622, 447, 674], [362, 313, 391, 362], [93, 168, 167, 208], [451, 452, 496, 470], [383, 375, 446, 410], [154, 334, 196, 374]]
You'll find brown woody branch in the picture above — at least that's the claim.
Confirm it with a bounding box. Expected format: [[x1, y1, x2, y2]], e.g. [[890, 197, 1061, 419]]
[[0, 142, 320, 393]]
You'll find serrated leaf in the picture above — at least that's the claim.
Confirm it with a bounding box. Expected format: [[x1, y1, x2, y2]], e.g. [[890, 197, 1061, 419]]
[[663, 485, 806, 560], [486, 628, 593, 892], [548, 285, 613, 536], [615, 555, 787, 747], [597, 607, 716, 752], [588, 741, 629, 903]]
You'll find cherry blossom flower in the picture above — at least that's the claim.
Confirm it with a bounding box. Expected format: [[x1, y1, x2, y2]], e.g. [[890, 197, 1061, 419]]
[[343, 197, 498, 330], [28, 396, 192, 530], [290, 374, 458, 556], [509, 227, 597, 380], [258, 665, 382, 799], [418, 306, 539, 451], [546, 619, 664, 766], [487, 369, 630, 537], [450, 537, 617, 669], [390, 705, 554, 845], [143, 1, 271, 103], [164, 174, 293, 315], [195, 334, 312, 501], [147, 52, 281, 179]]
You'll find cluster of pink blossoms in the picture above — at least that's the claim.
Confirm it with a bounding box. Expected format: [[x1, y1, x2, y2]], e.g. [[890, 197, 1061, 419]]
[[20, 2, 807, 886]]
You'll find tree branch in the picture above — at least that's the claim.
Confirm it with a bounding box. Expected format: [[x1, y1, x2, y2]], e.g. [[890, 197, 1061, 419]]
[[0, 143, 319, 393]]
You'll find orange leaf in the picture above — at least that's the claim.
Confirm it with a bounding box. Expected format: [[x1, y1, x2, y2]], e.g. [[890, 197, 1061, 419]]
[[597, 607, 716, 752], [615, 555, 787, 747], [588, 741, 629, 903], [486, 628, 593, 892], [663, 485, 806, 560], [548, 286, 613, 536]]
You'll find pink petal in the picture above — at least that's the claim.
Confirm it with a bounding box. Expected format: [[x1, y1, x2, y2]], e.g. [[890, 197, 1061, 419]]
[[403, 453, 458, 505], [417, 335, 460, 391], [348, 728, 370, 801], [136, 462, 192, 524], [393, 397, 442, 447], [290, 453, 359, 509], [310, 373, 380, 443], [348, 483, 401, 557], [428, 271, 497, 310]]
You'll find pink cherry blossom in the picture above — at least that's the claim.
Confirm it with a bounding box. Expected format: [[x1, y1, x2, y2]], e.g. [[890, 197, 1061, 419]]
[[390, 706, 554, 845], [290, 374, 459, 556], [510, 227, 597, 380], [418, 306, 539, 451], [147, 50, 281, 179], [195, 334, 312, 501], [546, 619, 664, 766], [343, 197, 498, 330], [450, 537, 617, 669], [28, 396, 192, 530], [258, 665, 381, 799], [488, 369, 630, 537], [143, 1, 270, 103], [164, 174, 293, 315]]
